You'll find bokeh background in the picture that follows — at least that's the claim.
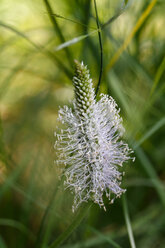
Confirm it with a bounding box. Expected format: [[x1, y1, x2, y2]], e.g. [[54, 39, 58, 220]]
[[0, 0, 165, 247]]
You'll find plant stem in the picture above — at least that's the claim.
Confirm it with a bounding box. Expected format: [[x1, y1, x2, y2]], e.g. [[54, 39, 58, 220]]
[[48, 202, 92, 248], [94, 0, 103, 97]]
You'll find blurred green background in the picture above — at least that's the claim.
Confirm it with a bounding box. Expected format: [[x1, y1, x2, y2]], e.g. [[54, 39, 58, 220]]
[[0, 0, 165, 247]]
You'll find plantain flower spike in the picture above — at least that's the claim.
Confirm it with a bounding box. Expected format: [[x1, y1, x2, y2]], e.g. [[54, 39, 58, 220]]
[[54, 60, 134, 212]]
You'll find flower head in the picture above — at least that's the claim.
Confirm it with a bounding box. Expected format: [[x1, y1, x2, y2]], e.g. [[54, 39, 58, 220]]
[[54, 61, 134, 212]]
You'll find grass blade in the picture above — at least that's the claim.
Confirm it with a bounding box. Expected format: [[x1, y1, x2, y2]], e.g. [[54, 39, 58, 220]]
[[105, 0, 158, 72], [88, 226, 121, 248], [0, 21, 72, 78], [135, 117, 165, 148], [54, 31, 96, 51], [0, 236, 8, 248], [0, 21, 39, 49], [50, 13, 96, 30], [0, 219, 35, 241], [135, 147, 165, 207], [43, 0, 73, 65], [122, 195, 136, 248], [150, 54, 165, 96]]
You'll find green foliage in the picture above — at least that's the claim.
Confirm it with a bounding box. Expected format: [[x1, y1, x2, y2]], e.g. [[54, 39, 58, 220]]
[[0, 0, 165, 247]]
